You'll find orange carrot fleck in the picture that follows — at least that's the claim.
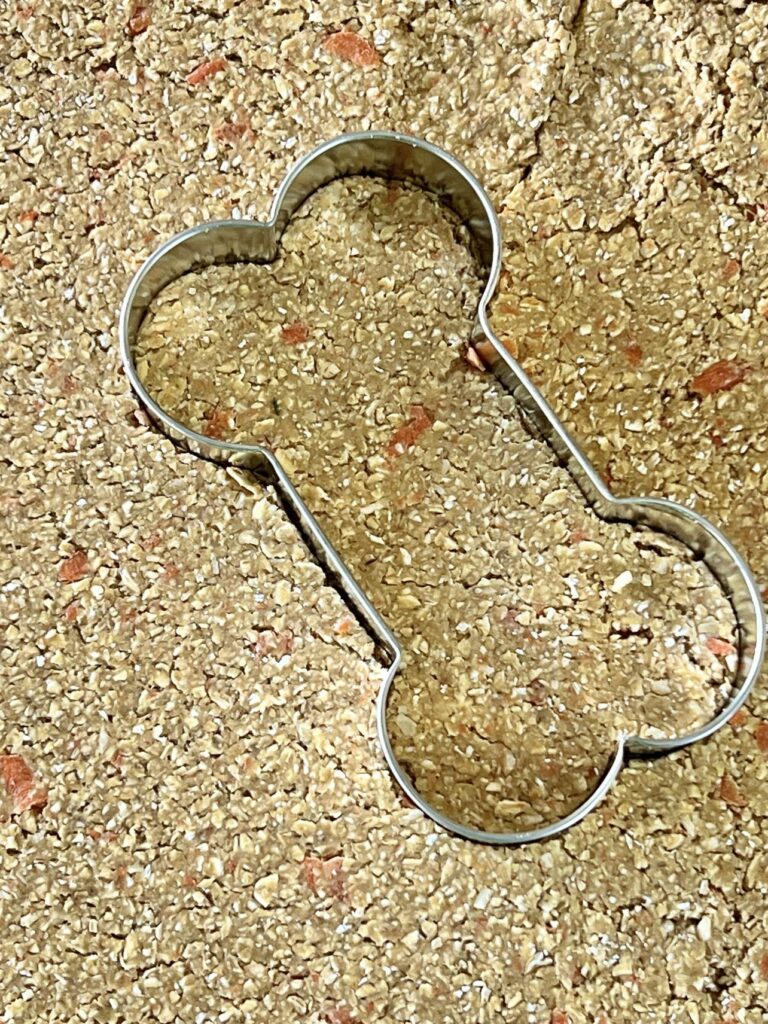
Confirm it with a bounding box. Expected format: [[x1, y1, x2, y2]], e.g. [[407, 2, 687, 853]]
[[323, 1008, 358, 1024], [281, 321, 310, 345], [710, 427, 726, 448], [729, 708, 748, 730], [86, 828, 119, 842], [58, 550, 90, 583], [203, 406, 234, 439], [323, 31, 381, 68], [302, 855, 346, 899], [706, 636, 736, 657], [755, 722, 768, 753], [721, 258, 740, 281], [691, 359, 748, 397], [0, 754, 48, 814], [386, 404, 434, 458], [718, 774, 747, 809], [213, 120, 250, 142], [126, 4, 150, 36], [624, 342, 643, 366], [250, 630, 293, 658], [186, 57, 227, 86]]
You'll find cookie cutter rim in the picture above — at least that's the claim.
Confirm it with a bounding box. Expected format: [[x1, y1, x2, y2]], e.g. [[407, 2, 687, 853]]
[[119, 130, 766, 846]]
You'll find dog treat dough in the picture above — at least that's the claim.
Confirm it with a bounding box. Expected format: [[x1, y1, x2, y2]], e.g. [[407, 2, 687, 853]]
[[2, 0, 767, 1022], [136, 176, 737, 833]]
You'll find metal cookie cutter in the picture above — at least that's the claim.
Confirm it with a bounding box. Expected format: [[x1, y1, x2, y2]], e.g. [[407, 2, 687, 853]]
[[120, 131, 765, 845]]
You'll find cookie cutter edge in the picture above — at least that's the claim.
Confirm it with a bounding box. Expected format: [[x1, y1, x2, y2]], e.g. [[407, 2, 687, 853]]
[[119, 130, 766, 845]]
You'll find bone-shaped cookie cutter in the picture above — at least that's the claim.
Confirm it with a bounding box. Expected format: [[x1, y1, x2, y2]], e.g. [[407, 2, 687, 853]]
[[119, 131, 765, 845]]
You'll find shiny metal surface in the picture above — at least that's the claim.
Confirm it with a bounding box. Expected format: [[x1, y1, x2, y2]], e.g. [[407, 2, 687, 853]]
[[119, 130, 766, 845]]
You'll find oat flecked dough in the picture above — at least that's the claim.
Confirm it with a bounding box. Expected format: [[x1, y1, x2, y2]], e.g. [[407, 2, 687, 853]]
[[1, 2, 767, 1023]]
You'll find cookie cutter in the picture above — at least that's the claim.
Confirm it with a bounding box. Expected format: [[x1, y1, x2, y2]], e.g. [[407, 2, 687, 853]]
[[119, 131, 765, 845]]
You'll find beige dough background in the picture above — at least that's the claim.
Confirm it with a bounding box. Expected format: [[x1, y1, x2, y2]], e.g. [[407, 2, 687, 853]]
[[1, 1, 768, 1022]]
